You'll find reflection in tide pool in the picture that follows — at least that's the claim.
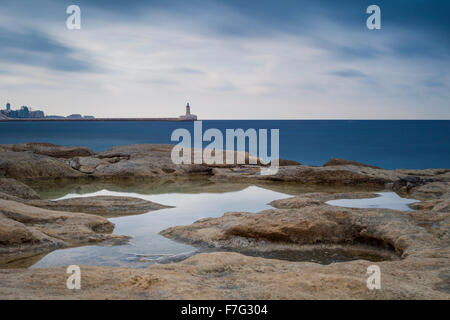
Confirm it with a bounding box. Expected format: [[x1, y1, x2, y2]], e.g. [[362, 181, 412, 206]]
[[31, 189, 419, 268], [31, 186, 291, 268], [326, 192, 419, 211]]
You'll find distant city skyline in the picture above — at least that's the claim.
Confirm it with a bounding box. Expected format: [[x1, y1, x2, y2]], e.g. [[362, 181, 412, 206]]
[[0, 0, 449, 119], [0, 100, 195, 120], [0, 101, 95, 119]]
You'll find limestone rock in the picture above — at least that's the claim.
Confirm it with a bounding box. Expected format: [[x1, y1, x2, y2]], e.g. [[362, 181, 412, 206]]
[[0, 214, 36, 246], [212, 165, 390, 186], [1, 142, 448, 189], [160, 204, 439, 259], [276, 159, 302, 166], [0, 178, 40, 199], [0, 151, 84, 181], [3, 142, 94, 158], [0, 199, 123, 266], [69, 156, 107, 172], [30, 195, 172, 218], [161, 191, 449, 264], [0, 251, 448, 299], [323, 158, 382, 169], [410, 182, 450, 200]]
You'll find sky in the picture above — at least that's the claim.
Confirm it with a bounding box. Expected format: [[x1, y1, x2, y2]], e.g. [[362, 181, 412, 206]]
[[0, 0, 448, 119]]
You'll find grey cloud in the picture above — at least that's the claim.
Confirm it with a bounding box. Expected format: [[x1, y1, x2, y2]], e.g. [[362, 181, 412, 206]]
[[330, 43, 381, 60], [389, 40, 449, 60], [147, 78, 179, 86], [422, 73, 448, 89], [0, 28, 94, 72], [329, 69, 367, 78], [424, 80, 445, 88], [209, 83, 237, 92], [173, 67, 205, 75]]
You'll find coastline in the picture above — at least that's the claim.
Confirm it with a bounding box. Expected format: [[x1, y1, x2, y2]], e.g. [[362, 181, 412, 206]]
[[0, 118, 194, 122], [1, 120, 449, 170], [0, 142, 449, 299]]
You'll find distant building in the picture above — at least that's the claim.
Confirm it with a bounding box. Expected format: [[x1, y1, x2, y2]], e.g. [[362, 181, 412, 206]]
[[1, 103, 45, 119], [179, 102, 197, 120], [46, 115, 65, 119], [6, 110, 18, 118], [18, 106, 29, 118], [30, 110, 45, 118], [67, 114, 83, 119], [1, 102, 95, 120]]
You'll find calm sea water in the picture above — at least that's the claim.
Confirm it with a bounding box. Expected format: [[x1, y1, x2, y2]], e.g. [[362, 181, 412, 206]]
[[0, 120, 449, 169]]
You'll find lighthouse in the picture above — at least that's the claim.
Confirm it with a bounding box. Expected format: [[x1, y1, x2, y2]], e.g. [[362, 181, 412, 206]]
[[179, 102, 197, 120], [186, 103, 191, 116]]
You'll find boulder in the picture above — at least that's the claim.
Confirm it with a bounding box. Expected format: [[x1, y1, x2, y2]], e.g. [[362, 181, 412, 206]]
[[392, 176, 427, 194], [69, 157, 108, 174], [0, 151, 84, 181]]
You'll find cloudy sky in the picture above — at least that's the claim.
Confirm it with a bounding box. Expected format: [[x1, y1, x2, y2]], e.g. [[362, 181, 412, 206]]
[[0, 0, 448, 119]]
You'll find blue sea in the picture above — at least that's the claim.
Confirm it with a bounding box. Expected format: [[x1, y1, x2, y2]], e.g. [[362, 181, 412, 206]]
[[0, 120, 449, 170]]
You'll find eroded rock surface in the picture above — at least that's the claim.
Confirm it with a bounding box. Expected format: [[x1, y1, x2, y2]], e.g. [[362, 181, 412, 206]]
[[0, 199, 124, 266], [1, 142, 448, 189], [155, 190, 449, 299], [0, 178, 40, 199], [0, 142, 449, 300], [29, 196, 172, 218], [0, 151, 83, 181], [410, 182, 450, 200], [323, 158, 381, 169], [1, 143, 94, 158], [0, 251, 448, 299], [161, 192, 447, 259]]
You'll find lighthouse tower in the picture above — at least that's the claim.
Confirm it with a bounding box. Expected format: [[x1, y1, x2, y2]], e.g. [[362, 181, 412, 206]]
[[186, 103, 191, 116], [179, 102, 197, 120]]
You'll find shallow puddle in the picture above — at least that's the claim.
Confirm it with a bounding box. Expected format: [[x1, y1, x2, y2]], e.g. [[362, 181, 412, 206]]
[[227, 246, 396, 264], [11, 185, 416, 269], [326, 192, 419, 211], [30, 185, 291, 268]]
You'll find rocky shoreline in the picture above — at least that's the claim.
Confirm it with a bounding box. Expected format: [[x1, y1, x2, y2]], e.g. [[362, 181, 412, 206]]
[[0, 142, 448, 299]]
